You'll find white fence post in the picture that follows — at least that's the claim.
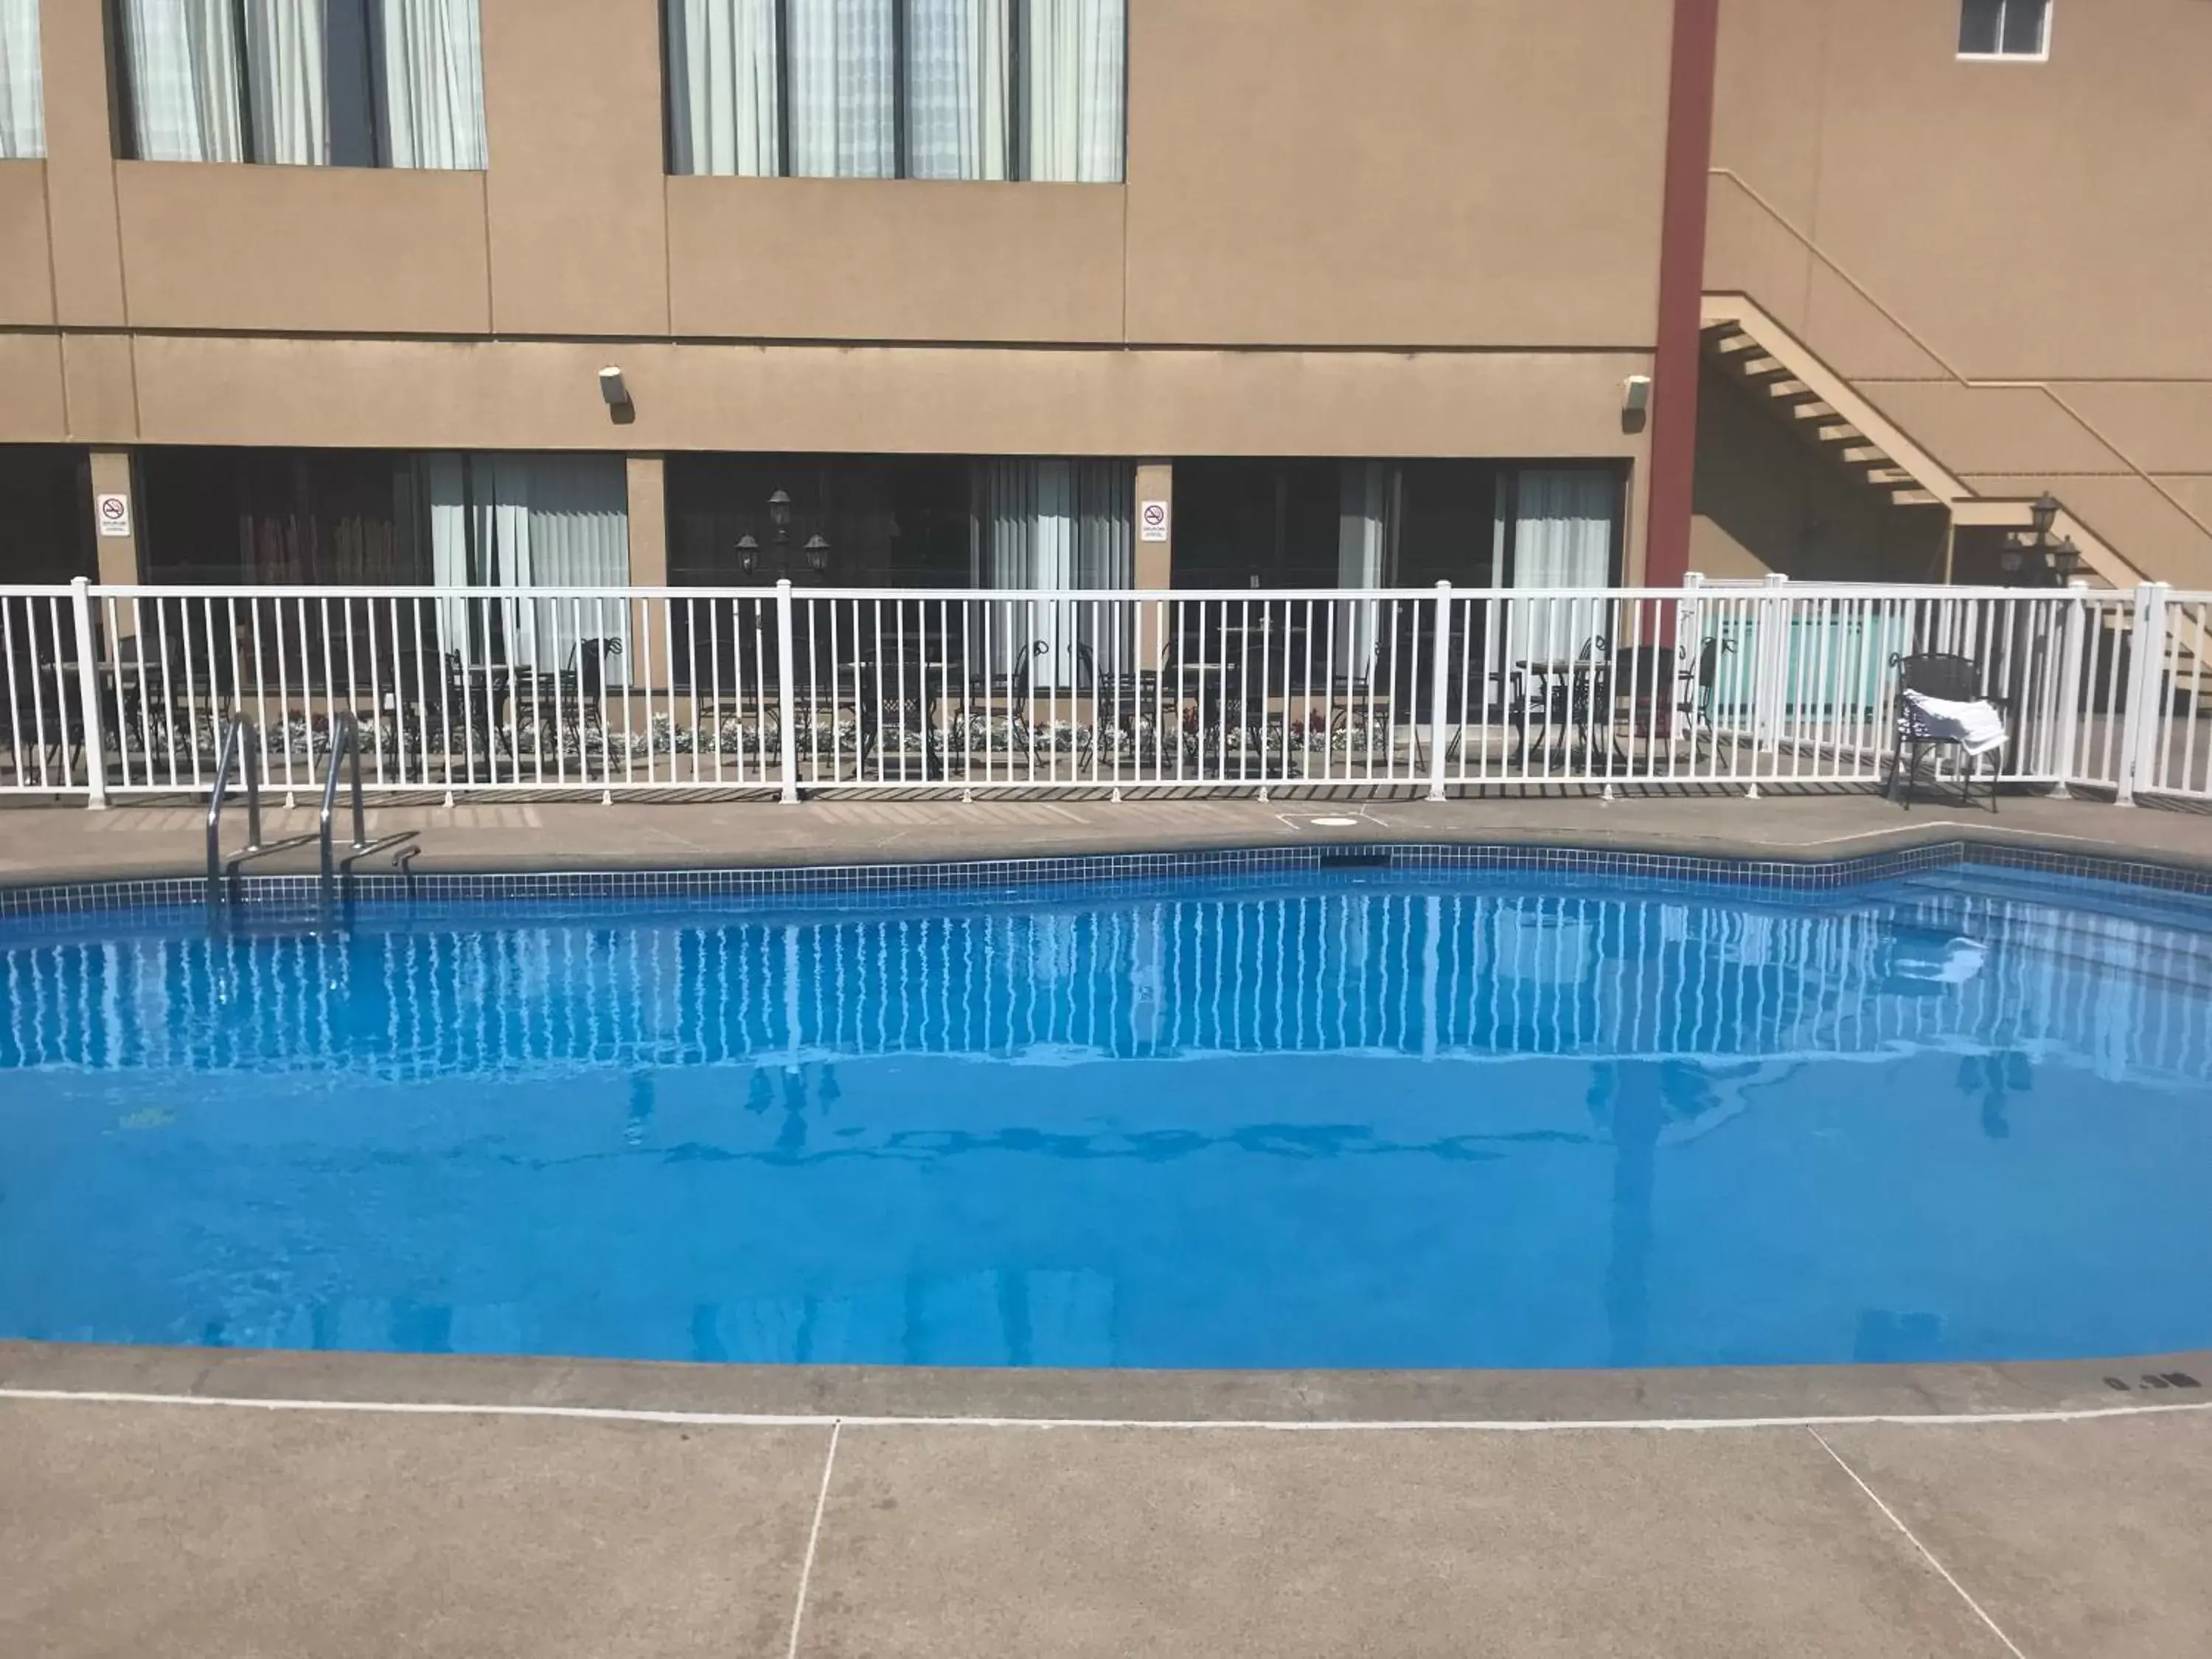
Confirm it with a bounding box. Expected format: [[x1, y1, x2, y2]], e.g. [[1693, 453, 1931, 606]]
[[2117, 582, 2170, 807], [1747, 572, 1789, 795], [1426, 581, 1453, 801], [69, 577, 108, 810], [774, 579, 800, 805], [2051, 579, 2089, 799]]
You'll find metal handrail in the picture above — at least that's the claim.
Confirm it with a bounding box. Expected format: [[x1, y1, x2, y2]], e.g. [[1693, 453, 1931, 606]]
[[320, 712, 367, 895], [319, 712, 419, 908], [205, 715, 260, 907]]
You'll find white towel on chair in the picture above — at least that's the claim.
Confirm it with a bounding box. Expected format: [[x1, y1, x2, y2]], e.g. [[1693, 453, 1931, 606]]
[[1902, 691, 2008, 757]]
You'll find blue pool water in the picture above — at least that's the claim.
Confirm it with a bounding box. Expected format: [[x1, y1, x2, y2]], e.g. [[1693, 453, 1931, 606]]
[[2, 866, 2209, 1371]]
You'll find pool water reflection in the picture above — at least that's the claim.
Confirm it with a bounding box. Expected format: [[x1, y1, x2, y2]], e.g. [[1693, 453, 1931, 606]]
[[1, 867, 2207, 1369]]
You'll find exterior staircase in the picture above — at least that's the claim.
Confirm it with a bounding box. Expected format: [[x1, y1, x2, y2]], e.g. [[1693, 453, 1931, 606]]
[[1700, 294, 2146, 591]]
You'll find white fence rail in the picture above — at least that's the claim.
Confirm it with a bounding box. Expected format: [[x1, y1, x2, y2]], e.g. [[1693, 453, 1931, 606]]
[[2, 577, 2205, 806]]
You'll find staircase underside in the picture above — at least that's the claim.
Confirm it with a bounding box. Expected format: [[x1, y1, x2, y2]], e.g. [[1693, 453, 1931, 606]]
[[1700, 295, 2145, 590]]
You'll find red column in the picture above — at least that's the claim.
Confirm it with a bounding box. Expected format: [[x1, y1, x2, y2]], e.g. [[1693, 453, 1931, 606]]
[[1645, 0, 1722, 588]]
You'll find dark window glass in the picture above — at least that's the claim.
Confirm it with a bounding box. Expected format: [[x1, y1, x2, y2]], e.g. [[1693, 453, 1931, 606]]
[[324, 0, 383, 166], [139, 448, 425, 585], [2000, 0, 2048, 54], [1961, 0, 2046, 55], [0, 446, 96, 583], [1958, 0, 2005, 53]]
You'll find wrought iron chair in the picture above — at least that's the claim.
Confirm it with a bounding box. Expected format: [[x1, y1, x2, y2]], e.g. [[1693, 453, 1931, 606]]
[[1888, 651, 2007, 812]]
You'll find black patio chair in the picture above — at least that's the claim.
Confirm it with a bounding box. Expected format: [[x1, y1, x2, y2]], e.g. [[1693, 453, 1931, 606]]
[[1888, 651, 2007, 813], [0, 658, 94, 784], [855, 647, 949, 781], [1605, 635, 1734, 762], [557, 636, 624, 758]]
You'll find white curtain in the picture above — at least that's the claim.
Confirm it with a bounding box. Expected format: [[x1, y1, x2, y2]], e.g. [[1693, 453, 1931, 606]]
[[426, 453, 475, 665], [1335, 461, 1399, 680], [430, 455, 631, 675], [381, 0, 486, 168], [669, 0, 779, 175], [1502, 467, 1618, 665], [788, 0, 895, 178], [0, 0, 42, 159], [973, 459, 1130, 687], [1023, 0, 1122, 182], [123, 0, 246, 162], [906, 0, 1009, 180], [246, 0, 329, 165]]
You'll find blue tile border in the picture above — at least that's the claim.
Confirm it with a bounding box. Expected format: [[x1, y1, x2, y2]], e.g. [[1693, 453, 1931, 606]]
[[2, 836, 2209, 926]]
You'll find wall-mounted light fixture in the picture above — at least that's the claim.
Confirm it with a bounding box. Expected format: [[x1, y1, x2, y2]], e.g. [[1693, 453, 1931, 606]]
[[598, 366, 629, 406], [1622, 375, 1652, 417]]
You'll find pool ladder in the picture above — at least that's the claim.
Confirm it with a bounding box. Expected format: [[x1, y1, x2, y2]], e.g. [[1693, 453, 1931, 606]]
[[204, 714, 420, 917]]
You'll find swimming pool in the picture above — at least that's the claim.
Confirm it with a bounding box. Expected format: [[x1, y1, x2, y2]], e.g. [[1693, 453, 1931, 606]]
[[2, 858, 2208, 1371]]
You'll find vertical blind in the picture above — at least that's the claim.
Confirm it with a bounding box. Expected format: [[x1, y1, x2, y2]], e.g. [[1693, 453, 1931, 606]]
[[668, 0, 1122, 181], [1335, 462, 1399, 678], [1499, 467, 1621, 663], [382, 0, 487, 167], [1022, 0, 1121, 183], [973, 459, 1133, 686], [0, 0, 42, 159], [787, 0, 895, 178], [906, 0, 1009, 180], [428, 455, 633, 675], [120, 0, 486, 167]]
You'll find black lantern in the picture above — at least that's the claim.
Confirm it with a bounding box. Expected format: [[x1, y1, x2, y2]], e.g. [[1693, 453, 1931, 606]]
[[2029, 493, 2061, 542], [804, 533, 832, 574], [735, 532, 760, 577], [768, 490, 793, 534]]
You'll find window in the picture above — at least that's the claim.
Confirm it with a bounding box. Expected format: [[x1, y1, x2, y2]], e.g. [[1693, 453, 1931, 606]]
[[1958, 0, 2050, 59], [0, 0, 41, 158], [666, 0, 1124, 181], [111, 0, 487, 167]]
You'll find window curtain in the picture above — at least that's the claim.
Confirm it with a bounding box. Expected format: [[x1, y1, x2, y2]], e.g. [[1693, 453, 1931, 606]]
[[429, 456, 631, 676], [1022, 0, 1122, 182], [1335, 461, 1399, 680], [122, 0, 247, 162], [788, 0, 895, 178], [381, 0, 487, 168], [972, 459, 1131, 688], [668, 0, 780, 175], [1500, 467, 1618, 665], [905, 0, 1009, 180], [246, 0, 330, 165], [0, 0, 42, 159]]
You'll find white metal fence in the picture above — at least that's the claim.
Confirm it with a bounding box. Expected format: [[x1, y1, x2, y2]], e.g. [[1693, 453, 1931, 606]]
[[3, 577, 2205, 807]]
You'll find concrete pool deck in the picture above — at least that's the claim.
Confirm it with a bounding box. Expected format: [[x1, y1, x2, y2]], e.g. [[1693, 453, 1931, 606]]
[[4, 1354, 2211, 1659], [2, 785, 2210, 887], [2, 787, 2211, 1655]]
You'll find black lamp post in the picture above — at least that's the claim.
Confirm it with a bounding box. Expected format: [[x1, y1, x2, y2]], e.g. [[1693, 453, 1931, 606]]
[[737, 487, 831, 580], [2001, 492, 2085, 587]]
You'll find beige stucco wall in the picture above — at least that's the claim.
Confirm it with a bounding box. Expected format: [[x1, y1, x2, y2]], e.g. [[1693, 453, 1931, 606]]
[[0, 1, 1663, 392], [0, 0, 1664, 577], [1705, 0, 2212, 587]]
